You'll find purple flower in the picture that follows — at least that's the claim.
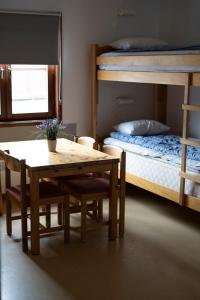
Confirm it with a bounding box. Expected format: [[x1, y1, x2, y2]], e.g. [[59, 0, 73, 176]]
[[36, 118, 66, 140]]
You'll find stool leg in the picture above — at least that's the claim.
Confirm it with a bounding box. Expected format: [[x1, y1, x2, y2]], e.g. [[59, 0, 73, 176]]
[[81, 201, 87, 242], [97, 199, 103, 221], [57, 203, 63, 225], [64, 196, 70, 243], [6, 196, 12, 236], [92, 201, 98, 219], [119, 195, 125, 237], [21, 204, 28, 252], [46, 204, 51, 228]]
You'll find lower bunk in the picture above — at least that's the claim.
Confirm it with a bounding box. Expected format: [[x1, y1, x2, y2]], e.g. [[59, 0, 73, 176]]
[[104, 133, 200, 213]]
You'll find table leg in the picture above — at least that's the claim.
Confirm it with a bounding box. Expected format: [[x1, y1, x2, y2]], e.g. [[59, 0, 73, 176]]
[[30, 172, 40, 255], [109, 162, 118, 240]]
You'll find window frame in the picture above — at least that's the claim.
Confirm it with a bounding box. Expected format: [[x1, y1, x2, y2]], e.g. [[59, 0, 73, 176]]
[[0, 64, 60, 124]]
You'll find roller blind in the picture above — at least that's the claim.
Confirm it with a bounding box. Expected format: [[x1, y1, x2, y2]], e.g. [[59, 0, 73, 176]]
[[0, 11, 61, 64]]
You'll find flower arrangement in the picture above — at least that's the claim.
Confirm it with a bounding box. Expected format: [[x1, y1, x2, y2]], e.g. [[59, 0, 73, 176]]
[[36, 118, 66, 140]]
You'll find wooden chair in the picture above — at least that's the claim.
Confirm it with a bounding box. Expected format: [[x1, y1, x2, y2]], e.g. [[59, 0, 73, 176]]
[[0, 150, 70, 252], [57, 136, 99, 224], [75, 136, 98, 150], [61, 145, 126, 242]]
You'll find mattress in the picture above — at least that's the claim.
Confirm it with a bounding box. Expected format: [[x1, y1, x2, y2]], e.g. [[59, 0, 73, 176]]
[[104, 137, 200, 198], [100, 49, 200, 56], [126, 151, 200, 198], [98, 50, 200, 72], [104, 136, 200, 172]]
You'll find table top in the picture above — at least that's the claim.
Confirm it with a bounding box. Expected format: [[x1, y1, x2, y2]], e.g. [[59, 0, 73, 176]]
[[0, 138, 119, 170]]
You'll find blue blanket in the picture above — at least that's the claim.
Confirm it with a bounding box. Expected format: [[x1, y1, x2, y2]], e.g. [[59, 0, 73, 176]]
[[110, 132, 200, 161]]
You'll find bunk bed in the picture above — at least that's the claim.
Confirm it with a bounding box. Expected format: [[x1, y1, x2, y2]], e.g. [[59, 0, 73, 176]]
[[91, 43, 200, 213]]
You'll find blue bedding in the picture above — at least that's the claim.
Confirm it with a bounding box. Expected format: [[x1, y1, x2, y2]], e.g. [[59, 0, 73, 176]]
[[110, 132, 200, 161]]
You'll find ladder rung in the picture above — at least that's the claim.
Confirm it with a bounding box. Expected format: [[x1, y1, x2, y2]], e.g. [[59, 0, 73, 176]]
[[181, 138, 200, 148], [180, 171, 200, 184], [182, 104, 200, 112]]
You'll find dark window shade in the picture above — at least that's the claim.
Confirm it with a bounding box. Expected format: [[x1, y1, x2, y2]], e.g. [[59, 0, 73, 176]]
[[0, 12, 61, 64]]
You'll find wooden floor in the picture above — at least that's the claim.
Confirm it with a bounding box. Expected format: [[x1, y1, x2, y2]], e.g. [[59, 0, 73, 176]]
[[1, 185, 200, 300]]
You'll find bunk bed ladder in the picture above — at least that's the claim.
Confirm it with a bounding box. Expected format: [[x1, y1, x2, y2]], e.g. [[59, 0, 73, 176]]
[[179, 73, 200, 205]]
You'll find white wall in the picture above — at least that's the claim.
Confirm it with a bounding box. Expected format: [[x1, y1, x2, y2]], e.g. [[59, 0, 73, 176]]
[[160, 0, 200, 44], [98, 82, 155, 136], [97, 0, 162, 136], [159, 0, 200, 138]]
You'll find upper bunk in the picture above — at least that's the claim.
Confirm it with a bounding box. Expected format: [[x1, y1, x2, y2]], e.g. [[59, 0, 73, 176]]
[[92, 44, 200, 86]]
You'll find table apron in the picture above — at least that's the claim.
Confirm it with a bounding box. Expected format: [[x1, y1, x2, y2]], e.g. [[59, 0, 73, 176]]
[[27, 162, 117, 178]]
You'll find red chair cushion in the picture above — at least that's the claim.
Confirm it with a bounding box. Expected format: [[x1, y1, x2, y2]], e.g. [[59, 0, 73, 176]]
[[6, 181, 66, 203], [63, 177, 110, 194]]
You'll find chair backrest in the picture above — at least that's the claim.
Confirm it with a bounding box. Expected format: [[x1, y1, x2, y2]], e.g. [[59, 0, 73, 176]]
[[102, 145, 126, 195], [0, 149, 26, 193], [76, 136, 97, 149]]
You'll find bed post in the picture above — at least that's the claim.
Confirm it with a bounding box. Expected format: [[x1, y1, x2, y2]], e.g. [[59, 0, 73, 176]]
[[154, 84, 167, 123], [91, 44, 98, 139], [179, 74, 192, 205], [0, 149, 3, 214], [0, 175, 2, 215]]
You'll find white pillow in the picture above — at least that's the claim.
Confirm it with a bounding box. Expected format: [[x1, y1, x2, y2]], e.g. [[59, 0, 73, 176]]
[[113, 120, 170, 136], [110, 37, 168, 50]]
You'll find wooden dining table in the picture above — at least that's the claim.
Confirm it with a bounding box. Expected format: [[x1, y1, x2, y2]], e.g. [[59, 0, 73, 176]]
[[0, 138, 119, 255]]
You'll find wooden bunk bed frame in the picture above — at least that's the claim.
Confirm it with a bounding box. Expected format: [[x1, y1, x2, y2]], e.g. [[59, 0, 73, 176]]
[[91, 44, 200, 213]]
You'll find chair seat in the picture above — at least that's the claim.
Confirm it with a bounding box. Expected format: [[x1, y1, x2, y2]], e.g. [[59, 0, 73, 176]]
[[63, 177, 110, 195], [45, 173, 94, 186], [59, 173, 94, 181], [6, 181, 66, 203]]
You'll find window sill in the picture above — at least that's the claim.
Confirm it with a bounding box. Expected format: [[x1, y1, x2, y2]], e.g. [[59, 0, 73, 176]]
[[0, 120, 43, 128]]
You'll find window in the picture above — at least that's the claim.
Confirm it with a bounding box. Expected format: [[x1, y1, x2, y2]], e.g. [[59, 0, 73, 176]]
[[0, 64, 59, 122], [0, 10, 62, 125]]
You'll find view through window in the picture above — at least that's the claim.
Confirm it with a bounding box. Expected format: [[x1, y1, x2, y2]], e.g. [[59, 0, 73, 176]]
[[0, 64, 58, 122], [11, 65, 49, 114]]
